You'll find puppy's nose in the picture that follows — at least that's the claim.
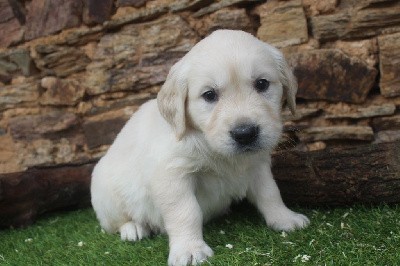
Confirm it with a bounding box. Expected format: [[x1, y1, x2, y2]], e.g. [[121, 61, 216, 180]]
[[230, 124, 260, 146]]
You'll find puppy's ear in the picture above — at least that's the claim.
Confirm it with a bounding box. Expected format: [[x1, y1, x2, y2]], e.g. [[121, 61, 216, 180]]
[[157, 60, 188, 140], [270, 48, 298, 115]]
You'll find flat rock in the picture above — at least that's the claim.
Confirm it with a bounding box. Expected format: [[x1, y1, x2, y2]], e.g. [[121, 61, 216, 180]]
[[378, 32, 400, 97], [297, 126, 374, 142], [193, 0, 262, 17], [325, 103, 396, 119], [189, 8, 254, 37], [311, 1, 400, 41], [104, 4, 168, 29], [170, 0, 213, 12], [0, 49, 35, 82], [82, 110, 130, 149], [25, 0, 83, 41], [256, 0, 308, 48], [0, 80, 39, 111], [33, 45, 90, 77], [9, 111, 79, 141], [85, 15, 198, 95], [84, 0, 114, 24], [117, 0, 148, 7], [0, 17, 24, 48], [288, 49, 378, 103], [372, 115, 400, 131]]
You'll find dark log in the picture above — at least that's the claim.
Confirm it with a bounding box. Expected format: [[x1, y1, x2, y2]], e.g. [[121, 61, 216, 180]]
[[0, 163, 94, 228], [273, 141, 400, 206], [1, 141, 399, 228]]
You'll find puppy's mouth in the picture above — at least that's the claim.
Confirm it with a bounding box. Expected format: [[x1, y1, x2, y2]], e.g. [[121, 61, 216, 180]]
[[234, 142, 263, 153]]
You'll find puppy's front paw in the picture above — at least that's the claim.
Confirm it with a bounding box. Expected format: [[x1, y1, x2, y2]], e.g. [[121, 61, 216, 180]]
[[266, 208, 310, 232], [168, 240, 213, 266], [119, 221, 150, 241]]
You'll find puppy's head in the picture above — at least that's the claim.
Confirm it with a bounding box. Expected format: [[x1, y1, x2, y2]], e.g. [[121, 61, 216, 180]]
[[158, 30, 297, 155]]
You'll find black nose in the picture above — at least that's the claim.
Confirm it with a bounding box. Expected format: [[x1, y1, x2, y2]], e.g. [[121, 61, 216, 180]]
[[230, 124, 260, 146]]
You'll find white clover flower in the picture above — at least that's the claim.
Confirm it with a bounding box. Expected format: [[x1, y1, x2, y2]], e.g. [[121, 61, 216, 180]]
[[301, 255, 311, 262], [219, 230, 225, 235], [24, 238, 33, 243], [225, 244, 233, 249], [78, 241, 84, 247]]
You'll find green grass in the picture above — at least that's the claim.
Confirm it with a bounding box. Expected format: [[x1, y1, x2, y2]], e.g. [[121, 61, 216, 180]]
[[1, 202, 400, 265]]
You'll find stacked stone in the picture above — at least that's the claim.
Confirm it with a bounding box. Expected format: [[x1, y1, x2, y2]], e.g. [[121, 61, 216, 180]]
[[0, 0, 399, 199]]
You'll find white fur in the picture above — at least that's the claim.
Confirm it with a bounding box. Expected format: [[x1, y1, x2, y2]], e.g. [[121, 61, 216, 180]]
[[91, 30, 309, 266]]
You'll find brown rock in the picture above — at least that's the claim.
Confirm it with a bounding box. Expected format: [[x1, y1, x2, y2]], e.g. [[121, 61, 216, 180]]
[[282, 107, 321, 121], [302, 0, 337, 16], [9, 111, 79, 141], [297, 126, 374, 142], [117, 0, 148, 7], [0, 0, 24, 47], [311, 1, 400, 41], [289, 49, 378, 103], [189, 8, 254, 37], [84, 91, 154, 116], [0, 80, 39, 111], [33, 45, 90, 77], [170, 0, 213, 12], [0, 17, 24, 48], [0, 134, 22, 173], [326, 39, 378, 68], [83, 110, 131, 149], [374, 130, 400, 144], [105, 4, 168, 29], [256, 0, 308, 48], [25, 0, 83, 41], [378, 32, 400, 97], [85, 15, 198, 95], [325, 103, 396, 119], [84, 0, 114, 24], [372, 115, 400, 131], [194, 0, 262, 17], [0, 48, 36, 82], [40, 76, 85, 106]]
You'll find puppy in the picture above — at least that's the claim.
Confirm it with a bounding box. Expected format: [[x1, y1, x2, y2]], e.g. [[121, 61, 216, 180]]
[[91, 30, 309, 266]]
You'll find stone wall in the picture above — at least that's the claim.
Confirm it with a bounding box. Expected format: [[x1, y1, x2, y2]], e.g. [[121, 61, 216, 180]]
[[1, 0, 400, 174]]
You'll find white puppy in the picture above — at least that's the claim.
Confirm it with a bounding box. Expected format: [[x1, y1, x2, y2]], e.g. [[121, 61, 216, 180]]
[[91, 30, 309, 266]]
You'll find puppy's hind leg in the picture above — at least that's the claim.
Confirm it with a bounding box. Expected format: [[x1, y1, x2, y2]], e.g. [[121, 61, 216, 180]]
[[120, 221, 151, 242]]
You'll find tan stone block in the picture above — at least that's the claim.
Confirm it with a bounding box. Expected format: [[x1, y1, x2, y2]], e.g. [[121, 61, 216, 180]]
[[257, 0, 308, 48], [325, 39, 378, 68], [0, 134, 23, 174], [0, 79, 39, 111], [297, 126, 374, 142], [378, 32, 400, 97], [188, 8, 254, 37]]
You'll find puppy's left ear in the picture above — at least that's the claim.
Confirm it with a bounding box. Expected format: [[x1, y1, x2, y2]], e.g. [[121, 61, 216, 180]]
[[271, 48, 298, 115], [157, 60, 188, 140]]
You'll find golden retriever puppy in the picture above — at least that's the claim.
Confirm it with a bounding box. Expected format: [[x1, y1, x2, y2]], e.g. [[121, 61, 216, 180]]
[[91, 30, 309, 266]]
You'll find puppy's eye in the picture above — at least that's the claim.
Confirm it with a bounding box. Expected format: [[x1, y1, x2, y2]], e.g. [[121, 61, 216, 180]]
[[255, 79, 270, 93], [202, 89, 218, 103]]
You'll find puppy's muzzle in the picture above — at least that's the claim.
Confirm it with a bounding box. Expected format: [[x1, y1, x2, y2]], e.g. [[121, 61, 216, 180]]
[[230, 124, 260, 147]]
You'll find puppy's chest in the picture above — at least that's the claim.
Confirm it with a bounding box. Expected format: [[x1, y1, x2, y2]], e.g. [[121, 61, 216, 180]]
[[195, 165, 250, 202]]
